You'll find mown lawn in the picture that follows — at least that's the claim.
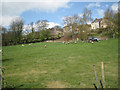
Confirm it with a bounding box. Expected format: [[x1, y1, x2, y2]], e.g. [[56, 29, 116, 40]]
[[2, 39, 118, 88]]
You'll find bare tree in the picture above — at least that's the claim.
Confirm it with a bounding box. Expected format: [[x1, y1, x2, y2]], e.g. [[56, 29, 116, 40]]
[[63, 8, 92, 41], [63, 14, 79, 34], [10, 17, 24, 43], [63, 16, 72, 26], [30, 22, 34, 33], [79, 8, 92, 41], [80, 8, 92, 25], [36, 20, 41, 31], [36, 20, 49, 31], [63, 15, 79, 26], [41, 20, 49, 30]]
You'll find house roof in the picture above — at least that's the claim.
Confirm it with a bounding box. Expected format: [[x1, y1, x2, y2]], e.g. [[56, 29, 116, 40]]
[[91, 18, 102, 23]]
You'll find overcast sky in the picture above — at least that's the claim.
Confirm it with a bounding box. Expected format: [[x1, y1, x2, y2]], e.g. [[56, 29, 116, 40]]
[[0, 0, 119, 28]]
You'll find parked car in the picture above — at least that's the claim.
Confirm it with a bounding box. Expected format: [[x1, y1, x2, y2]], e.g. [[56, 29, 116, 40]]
[[88, 37, 99, 42]]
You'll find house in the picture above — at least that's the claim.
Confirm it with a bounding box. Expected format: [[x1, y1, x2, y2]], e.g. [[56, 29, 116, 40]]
[[100, 18, 107, 28], [49, 26, 63, 38], [63, 25, 79, 35], [91, 18, 107, 30]]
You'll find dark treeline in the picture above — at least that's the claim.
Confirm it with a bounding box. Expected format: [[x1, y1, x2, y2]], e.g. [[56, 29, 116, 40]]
[[1, 8, 119, 46], [1, 18, 60, 46]]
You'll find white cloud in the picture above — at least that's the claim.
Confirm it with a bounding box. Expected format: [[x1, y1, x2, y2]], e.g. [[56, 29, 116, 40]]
[[47, 22, 60, 29], [111, 3, 118, 13], [1, 1, 70, 26], [1, 16, 21, 26], [87, 3, 100, 8]]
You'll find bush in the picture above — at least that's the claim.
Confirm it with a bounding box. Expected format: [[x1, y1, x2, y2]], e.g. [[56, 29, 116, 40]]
[[97, 28, 104, 34]]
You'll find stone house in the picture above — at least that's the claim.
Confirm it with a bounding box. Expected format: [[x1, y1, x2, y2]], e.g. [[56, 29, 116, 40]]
[[63, 25, 79, 35], [49, 26, 63, 38]]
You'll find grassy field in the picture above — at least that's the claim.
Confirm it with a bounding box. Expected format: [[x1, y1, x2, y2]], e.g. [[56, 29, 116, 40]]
[[2, 39, 118, 88]]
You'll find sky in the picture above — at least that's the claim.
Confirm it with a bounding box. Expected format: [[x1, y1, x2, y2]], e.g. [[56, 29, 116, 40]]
[[0, 0, 119, 28]]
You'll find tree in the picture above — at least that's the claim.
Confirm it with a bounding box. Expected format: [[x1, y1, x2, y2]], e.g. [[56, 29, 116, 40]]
[[40, 29, 51, 41], [63, 14, 79, 41], [63, 14, 79, 29], [79, 8, 92, 41], [80, 8, 92, 25], [30, 22, 34, 33], [10, 17, 24, 44], [1, 26, 8, 46], [78, 24, 90, 41], [36, 20, 41, 31], [41, 20, 49, 30], [103, 8, 119, 38], [36, 20, 49, 31]]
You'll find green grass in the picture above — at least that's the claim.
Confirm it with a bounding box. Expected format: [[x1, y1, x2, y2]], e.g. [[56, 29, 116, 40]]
[[2, 39, 118, 88]]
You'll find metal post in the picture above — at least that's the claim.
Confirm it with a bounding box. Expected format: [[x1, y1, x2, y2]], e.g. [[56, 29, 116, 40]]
[[93, 65, 99, 88]]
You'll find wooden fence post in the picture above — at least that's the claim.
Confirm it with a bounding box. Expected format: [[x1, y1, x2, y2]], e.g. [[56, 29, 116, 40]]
[[101, 62, 105, 88]]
